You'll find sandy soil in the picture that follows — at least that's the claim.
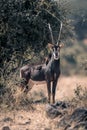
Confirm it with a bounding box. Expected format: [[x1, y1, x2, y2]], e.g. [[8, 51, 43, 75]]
[[0, 76, 87, 130]]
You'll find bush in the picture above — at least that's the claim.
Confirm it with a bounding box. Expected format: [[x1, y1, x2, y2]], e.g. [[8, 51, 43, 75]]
[[70, 85, 87, 108]]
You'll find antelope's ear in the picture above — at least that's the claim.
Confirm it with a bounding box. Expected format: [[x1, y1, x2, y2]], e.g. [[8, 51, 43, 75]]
[[59, 43, 64, 48], [47, 43, 54, 49]]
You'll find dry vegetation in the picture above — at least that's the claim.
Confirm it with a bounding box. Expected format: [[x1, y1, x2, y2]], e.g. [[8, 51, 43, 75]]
[[0, 76, 87, 130]]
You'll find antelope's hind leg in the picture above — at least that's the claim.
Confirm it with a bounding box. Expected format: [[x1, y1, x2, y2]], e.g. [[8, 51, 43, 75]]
[[23, 79, 34, 93]]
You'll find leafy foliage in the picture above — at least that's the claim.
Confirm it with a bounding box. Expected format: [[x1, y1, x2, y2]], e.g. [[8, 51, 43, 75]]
[[0, 0, 73, 108], [0, 0, 72, 83]]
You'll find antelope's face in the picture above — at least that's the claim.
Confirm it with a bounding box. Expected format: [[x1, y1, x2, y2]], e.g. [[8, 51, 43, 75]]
[[52, 45, 60, 60], [48, 43, 64, 60]]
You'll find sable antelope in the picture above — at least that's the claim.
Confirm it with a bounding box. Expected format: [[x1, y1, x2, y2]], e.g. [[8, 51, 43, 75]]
[[20, 22, 63, 103]]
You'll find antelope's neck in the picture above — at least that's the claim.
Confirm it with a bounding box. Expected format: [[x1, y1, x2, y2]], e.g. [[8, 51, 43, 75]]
[[52, 58, 60, 67]]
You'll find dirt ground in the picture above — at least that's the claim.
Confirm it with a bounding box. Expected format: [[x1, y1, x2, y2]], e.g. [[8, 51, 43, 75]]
[[0, 76, 87, 130]]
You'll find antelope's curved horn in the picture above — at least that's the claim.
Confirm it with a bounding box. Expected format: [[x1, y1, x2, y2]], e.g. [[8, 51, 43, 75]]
[[57, 22, 63, 45], [48, 23, 55, 44]]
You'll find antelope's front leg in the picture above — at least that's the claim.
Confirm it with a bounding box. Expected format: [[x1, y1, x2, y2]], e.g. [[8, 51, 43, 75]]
[[52, 80, 57, 104], [47, 81, 51, 103]]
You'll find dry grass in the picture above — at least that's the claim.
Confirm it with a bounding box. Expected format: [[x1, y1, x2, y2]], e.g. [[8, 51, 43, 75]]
[[0, 76, 87, 130]]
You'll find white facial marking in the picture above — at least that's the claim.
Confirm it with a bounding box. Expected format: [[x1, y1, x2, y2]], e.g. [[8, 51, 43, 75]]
[[53, 47, 60, 60]]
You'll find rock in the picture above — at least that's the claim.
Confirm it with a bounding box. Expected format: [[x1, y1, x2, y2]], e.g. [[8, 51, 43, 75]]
[[54, 101, 69, 109], [46, 102, 87, 130], [45, 101, 69, 119], [2, 126, 10, 130], [57, 107, 87, 130], [70, 108, 87, 122], [46, 104, 62, 119]]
